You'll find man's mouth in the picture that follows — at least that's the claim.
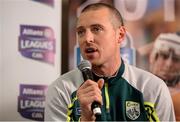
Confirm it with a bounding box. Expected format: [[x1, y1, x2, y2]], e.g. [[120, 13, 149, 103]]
[[85, 47, 97, 53]]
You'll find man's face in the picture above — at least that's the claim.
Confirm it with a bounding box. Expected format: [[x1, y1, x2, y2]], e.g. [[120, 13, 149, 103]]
[[76, 8, 124, 66], [151, 51, 180, 82]]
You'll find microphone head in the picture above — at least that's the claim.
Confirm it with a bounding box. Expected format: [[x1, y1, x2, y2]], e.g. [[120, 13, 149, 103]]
[[78, 60, 92, 71]]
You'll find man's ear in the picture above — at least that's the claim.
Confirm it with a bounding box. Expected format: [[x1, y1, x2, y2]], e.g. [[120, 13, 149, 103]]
[[118, 26, 126, 43]]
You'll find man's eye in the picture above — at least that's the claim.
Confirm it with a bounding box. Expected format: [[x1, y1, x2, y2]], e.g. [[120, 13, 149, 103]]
[[159, 52, 169, 60], [172, 56, 180, 62], [92, 26, 102, 33], [161, 53, 169, 59], [77, 30, 85, 36]]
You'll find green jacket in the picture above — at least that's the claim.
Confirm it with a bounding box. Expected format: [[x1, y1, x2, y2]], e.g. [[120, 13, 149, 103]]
[[67, 61, 174, 121], [45, 61, 175, 121]]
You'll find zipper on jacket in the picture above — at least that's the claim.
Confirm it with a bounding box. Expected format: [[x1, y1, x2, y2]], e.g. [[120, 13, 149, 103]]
[[105, 82, 110, 113]]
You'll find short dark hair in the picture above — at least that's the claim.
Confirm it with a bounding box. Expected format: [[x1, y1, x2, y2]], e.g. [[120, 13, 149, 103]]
[[81, 3, 124, 27]]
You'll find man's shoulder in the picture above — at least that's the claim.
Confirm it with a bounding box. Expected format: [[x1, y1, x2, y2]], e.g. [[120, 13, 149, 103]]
[[124, 63, 170, 102], [123, 63, 166, 91], [49, 68, 83, 90], [125, 63, 163, 82], [61, 68, 81, 80]]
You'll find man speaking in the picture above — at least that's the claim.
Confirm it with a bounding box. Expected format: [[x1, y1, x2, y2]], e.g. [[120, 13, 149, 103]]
[[45, 3, 175, 121]]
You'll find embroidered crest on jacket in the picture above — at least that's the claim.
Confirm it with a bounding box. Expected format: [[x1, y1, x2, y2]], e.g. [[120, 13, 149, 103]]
[[126, 101, 140, 120]]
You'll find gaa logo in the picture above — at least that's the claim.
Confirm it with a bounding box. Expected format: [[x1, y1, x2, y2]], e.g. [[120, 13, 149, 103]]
[[126, 101, 140, 120]]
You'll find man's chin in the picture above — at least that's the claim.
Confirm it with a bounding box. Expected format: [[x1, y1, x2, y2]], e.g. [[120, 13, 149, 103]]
[[159, 75, 175, 83], [155, 74, 167, 81]]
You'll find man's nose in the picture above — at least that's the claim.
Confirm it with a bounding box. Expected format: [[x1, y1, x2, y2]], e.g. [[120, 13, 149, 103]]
[[165, 56, 173, 69], [85, 30, 94, 43]]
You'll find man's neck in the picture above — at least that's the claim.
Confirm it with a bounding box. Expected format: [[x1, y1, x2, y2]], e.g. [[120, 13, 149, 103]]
[[92, 59, 121, 77]]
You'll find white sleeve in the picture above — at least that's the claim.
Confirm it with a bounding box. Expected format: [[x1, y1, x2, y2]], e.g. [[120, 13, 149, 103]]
[[155, 82, 176, 121], [44, 79, 71, 121]]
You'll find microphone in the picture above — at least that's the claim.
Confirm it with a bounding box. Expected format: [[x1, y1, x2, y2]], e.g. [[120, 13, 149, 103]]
[[78, 60, 102, 116]]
